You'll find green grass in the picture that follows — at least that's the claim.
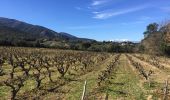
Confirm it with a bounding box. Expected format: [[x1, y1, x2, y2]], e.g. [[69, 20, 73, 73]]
[[110, 68, 145, 99], [0, 86, 10, 100], [143, 81, 162, 90], [93, 55, 147, 100]]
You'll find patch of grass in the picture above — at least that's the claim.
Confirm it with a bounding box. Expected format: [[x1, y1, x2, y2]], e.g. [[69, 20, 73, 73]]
[[22, 79, 36, 92], [105, 56, 146, 100], [143, 81, 161, 90], [152, 92, 161, 100], [0, 86, 10, 99]]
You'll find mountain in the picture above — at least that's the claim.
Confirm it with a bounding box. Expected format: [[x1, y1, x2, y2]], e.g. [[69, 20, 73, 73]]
[[0, 17, 137, 52], [0, 17, 94, 48], [59, 32, 77, 39], [0, 17, 91, 41]]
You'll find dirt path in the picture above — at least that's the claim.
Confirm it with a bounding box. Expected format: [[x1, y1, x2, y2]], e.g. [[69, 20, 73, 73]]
[[112, 54, 146, 100]]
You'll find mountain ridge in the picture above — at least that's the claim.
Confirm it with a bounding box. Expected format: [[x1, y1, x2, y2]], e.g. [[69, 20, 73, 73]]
[[0, 17, 92, 41]]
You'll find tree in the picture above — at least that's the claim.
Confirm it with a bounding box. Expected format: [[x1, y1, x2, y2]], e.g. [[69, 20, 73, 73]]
[[35, 40, 41, 47], [161, 42, 170, 55], [81, 42, 91, 50], [139, 45, 145, 53], [146, 23, 159, 33], [143, 23, 159, 38]]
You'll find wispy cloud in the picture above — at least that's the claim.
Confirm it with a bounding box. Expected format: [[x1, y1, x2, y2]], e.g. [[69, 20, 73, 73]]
[[91, 0, 110, 6], [92, 11, 100, 14], [88, 0, 114, 10], [93, 5, 150, 19]]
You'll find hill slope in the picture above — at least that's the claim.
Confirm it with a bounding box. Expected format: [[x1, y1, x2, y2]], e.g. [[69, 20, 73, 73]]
[[0, 17, 94, 47], [0, 17, 92, 41]]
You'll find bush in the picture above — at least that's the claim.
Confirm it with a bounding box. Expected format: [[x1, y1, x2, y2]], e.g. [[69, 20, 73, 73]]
[[161, 43, 170, 55]]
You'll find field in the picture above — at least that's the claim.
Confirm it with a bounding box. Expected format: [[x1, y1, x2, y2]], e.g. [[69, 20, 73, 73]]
[[0, 47, 170, 100]]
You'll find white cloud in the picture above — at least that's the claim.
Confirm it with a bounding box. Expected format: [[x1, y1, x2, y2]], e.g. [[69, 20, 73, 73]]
[[89, 0, 114, 10], [93, 5, 150, 19], [93, 12, 113, 19], [92, 11, 100, 14], [91, 0, 109, 6]]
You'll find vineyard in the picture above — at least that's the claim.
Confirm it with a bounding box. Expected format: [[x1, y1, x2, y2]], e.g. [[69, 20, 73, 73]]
[[0, 47, 170, 100]]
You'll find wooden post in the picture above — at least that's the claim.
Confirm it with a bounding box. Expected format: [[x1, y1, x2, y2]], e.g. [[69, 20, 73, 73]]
[[163, 79, 168, 100], [148, 77, 151, 87], [105, 91, 109, 100], [81, 80, 87, 100], [147, 70, 153, 88], [147, 72, 151, 87]]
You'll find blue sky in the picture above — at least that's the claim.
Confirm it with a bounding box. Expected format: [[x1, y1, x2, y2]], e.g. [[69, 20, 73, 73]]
[[0, 0, 170, 41]]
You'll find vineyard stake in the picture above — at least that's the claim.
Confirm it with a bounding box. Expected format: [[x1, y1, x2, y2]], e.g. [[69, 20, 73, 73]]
[[163, 79, 168, 100], [81, 80, 87, 100], [105, 91, 109, 100]]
